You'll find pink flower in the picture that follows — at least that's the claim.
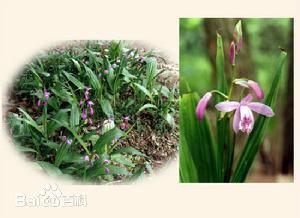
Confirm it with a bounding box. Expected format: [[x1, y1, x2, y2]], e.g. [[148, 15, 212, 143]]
[[87, 101, 94, 107], [79, 100, 84, 107], [84, 87, 91, 100], [83, 155, 90, 162], [82, 109, 87, 120], [123, 116, 130, 122], [66, 139, 73, 145], [103, 159, 110, 164], [37, 100, 41, 107], [195, 92, 212, 120], [234, 79, 264, 100], [104, 70, 109, 74], [229, 41, 235, 65], [215, 94, 274, 134], [44, 90, 50, 100], [90, 107, 94, 115]]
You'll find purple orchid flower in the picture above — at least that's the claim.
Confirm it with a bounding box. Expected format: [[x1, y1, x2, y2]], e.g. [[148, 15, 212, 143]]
[[195, 92, 212, 120], [90, 107, 94, 115], [37, 100, 41, 107], [123, 116, 130, 122], [84, 87, 91, 100], [83, 155, 90, 162], [44, 90, 50, 100], [66, 139, 73, 145], [234, 79, 264, 100], [79, 100, 84, 107], [103, 159, 110, 165], [215, 94, 274, 134], [87, 100, 94, 107], [82, 109, 87, 120]]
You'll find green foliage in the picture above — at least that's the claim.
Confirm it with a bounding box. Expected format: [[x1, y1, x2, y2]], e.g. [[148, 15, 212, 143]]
[[8, 41, 178, 184]]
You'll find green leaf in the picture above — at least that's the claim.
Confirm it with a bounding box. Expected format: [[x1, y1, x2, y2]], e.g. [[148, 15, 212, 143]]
[[231, 51, 287, 182], [165, 113, 175, 128], [36, 161, 63, 177], [133, 83, 153, 101], [111, 154, 135, 167], [71, 58, 82, 73], [112, 146, 147, 157], [145, 58, 157, 88], [107, 165, 131, 176], [47, 109, 69, 135], [84, 65, 101, 92], [55, 143, 70, 167], [70, 103, 80, 128], [47, 97, 59, 110], [94, 128, 124, 154], [99, 99, 113, 117], [63, 71, 84, 90], [180, 133, 199, 182], [137, 103, 157, 113], [16, 146, 37, 153], [63, 152, 85, 164], [51, 119, 90, 155], [179, 93, 218, 183], [86, 164, 131, 179], [18, 108, 43, 134], [216, 33, 231, 182]]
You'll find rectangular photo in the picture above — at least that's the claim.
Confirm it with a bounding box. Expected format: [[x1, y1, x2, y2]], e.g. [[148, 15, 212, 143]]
[[179, 18, 294, 183]]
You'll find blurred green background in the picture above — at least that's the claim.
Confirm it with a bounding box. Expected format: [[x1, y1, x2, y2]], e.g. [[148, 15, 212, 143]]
[[180, 18, 293, 182]]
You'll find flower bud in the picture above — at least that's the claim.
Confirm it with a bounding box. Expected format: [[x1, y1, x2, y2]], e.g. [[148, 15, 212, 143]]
[[195, 92, 212, 120], [233, 20, 243, 52], [229, 41, 236, 65]]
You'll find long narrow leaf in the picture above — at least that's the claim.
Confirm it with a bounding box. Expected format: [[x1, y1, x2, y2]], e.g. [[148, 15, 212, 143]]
[[179, 92, 218, 182], [216, 33, 231, 182], [231, 51, 287, 182]]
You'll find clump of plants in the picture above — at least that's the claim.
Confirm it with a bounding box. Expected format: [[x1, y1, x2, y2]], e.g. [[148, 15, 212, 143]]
[[7, 41, 178, 183], [180, 20, 287, 183]]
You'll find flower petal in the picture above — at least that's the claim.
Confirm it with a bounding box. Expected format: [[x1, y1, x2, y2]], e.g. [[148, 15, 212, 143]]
[[215, 101, 239, 112], [247, 80, 264, 100], [239, 105, 255, 134], [241, 94, 253, 104], [247, 102, 275, 117], [233, 106, 240, 134], [195, 92, 212, 120]]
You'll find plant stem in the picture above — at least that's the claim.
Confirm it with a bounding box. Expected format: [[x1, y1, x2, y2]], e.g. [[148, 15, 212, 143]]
[[210, 90, 228, 99], [43, 105, 48, 139], [227, 65, 237, 100]]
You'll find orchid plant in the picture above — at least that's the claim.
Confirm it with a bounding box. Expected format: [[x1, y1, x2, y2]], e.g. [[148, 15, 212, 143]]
[[180, 20, 287, 183], [7, 41, 178, 183]]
